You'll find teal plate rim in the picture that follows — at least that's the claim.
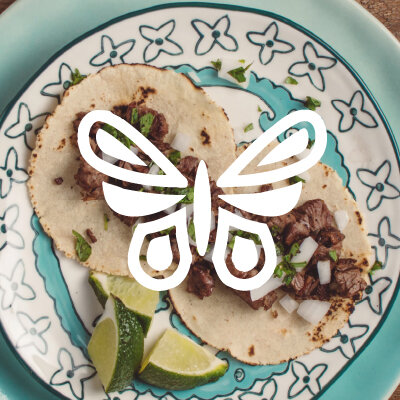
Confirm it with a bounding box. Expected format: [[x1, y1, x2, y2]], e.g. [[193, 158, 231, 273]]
[[0, 2, 399, 399]]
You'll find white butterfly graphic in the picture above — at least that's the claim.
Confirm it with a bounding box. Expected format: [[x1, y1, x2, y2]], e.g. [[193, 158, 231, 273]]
[[78, 110, 327, 291]]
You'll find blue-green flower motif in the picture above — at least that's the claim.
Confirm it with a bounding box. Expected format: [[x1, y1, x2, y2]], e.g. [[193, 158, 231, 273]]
[[50, 348, 96, 400], [321, 320, 368, 359], [332, 90, 378, 132], [191, 15, 238, 55], [288, 42, 336, 91], [156, 291, 170, 313], [0, 259, 35, 310], [240, 379, 277, 400], [90, 35, 135, 67], [0, 204, 24, 250], [16, 312, 50, 354], [0, 147, 28, 198], [139, 20, 183, 63], [246, 22, 294, 65], [361, 276, 391, 315], [357, 160, 399, 211], [40, 63, 75, 104], [4, 103, 48, 149], [368, 216, 400, 268], [288, 361, 327, 398]]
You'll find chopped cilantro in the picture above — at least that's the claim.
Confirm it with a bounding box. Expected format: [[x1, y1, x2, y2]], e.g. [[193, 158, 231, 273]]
[[229, 230, 261, 247], [139, 113, 155, 136], [168, 150, 181, 166], [103, 214, 109, 231], [211, 59, 222, 71], [304, 96, 321, 111], [102, 123, 134, 148], [166, 186, 194, 203], [289, 175, 306, 184], [139, 255, 147, 261], [238, 59, 245, 64], [188, 219, 196, 241], [283, 275, 293, 285], [227, 62, 252, 83], [228, 235, 236, 249], [275, 242, 284, 256], [285, 76, 298, 85], [257, 105, 262, 112], [288, 242, 300, 258], [70, 68, 87, 86], [72, 230, 92, 262], [271, 225, 281, 237], [329, 250, 338, 262], [369, 260, 383, 275], [307, 139, 315, 149], [160, 226, 174, 235], [130, 108, 139, 125], [274, 265, 283, 278], [244, 123, 254, 133], [290, 261, 307, 269]]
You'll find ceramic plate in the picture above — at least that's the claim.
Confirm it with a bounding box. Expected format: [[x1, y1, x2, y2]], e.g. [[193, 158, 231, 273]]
[[0, 3, 399, 400]]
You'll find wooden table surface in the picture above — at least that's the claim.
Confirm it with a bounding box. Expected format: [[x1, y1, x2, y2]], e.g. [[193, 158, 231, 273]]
[[0, 0, 399, 398]]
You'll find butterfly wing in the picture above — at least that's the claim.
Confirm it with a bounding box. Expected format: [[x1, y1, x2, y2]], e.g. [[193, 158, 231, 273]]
[[77, 110, 188, 216]]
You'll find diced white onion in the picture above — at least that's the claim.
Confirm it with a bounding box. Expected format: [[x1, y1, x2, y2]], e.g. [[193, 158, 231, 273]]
[[189, 236, 196, 247], [334, 210, 349, 232], [291, 237, 318, 265], [102, 151, 118, 165], [297, 300, 331, 325], [203, 244, 214, 263], [164, 204, 177, 215], [130, 146, 139, 155], [256, 244, 262, 260], [210, 213, 216, 232], [250, 276, 283, 302], [171, 132, 191, 153], [298, 171, 310, 182], [296, 148, 311, 161], [185, 204, 194, 224], [234, 209, 243, 218], [143, 164, 160, 191], [279, 294, 299, 314], [317, 260, 331, 284]]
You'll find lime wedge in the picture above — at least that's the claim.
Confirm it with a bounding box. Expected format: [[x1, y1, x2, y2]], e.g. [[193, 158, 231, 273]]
[[88, 295, 144, 393], [139, 328, 228, 390], [88, 271, 158, 336]]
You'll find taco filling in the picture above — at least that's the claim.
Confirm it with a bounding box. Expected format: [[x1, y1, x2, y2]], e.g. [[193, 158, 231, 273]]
[[71, 101, 367, 314]]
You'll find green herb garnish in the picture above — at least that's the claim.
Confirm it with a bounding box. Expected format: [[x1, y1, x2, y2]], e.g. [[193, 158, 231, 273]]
[[168, 150, 181, 166], [228, 230, 262, 247], [275, 242, 285, 256], [307, 139, 315, 149], [285, 76, 298, 85], [304, 96, 321, 111], [188, 219, 196, 242], [257, 105, 262, 112], [70, 68, 87, 86], [160, 226, 174, 236], [238, 59, 245, 64], [244, 123, 254, 133], [130, 107, 139, 125], [270, 225, 281, 237], [227, 62, 252, 83], [102, 123, 134, 148], [288, 242, 300, 258], [173, 187, 194, 204], [289, 175, 306, 184], [72, 230, 92, 262], [139, 255, 147, 261], [369, 260, 383, 275], [329, 250, 338, 262], [139, 113, 155, 137], [290, 261, 307, 269], [211, 59, 222, 71], [103, 214, 109, 231]]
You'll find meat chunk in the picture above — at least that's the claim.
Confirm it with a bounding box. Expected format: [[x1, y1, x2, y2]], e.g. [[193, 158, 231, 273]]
[[284, 199, 335, 246], [317, 227, 345, 247], [187, 264, 215, 299], [177, 156, 199, 186], [291, 273, 319, 297], [333, 258, 367, 297], [234, 289, 278, 311], [74, 158, 108, 200]]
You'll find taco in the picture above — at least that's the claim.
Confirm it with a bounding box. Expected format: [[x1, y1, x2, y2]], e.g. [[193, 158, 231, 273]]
[[28, 64, 236, 276], [169, 146, 372, 364]]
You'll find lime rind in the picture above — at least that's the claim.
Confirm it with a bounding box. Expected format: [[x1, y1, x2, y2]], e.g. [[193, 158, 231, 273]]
[[88, 271, 158, 336], [139, 328, 228, 390], [88, 295, 144, 393]]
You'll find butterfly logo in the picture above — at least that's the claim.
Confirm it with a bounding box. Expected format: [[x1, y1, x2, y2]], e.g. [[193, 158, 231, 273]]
[[78, 110, 327, 291]]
